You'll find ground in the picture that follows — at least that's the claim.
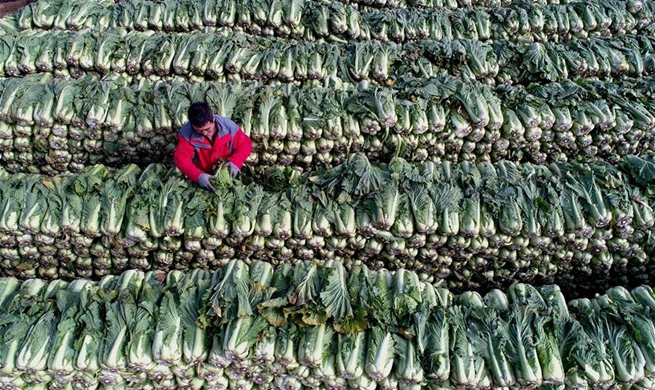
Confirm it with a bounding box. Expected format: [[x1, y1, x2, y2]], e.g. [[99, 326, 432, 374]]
[[0, 0, 31, 18]]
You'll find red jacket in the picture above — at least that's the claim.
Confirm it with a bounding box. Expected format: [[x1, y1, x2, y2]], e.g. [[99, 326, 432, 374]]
[[174, 115, 252, 182]]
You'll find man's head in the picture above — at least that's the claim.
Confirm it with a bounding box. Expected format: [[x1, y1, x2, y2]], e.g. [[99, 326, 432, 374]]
[[188, 102, 215, 137]]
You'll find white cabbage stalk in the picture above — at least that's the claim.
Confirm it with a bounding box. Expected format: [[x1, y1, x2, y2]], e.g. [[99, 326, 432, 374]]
[[298, 324, 333, 368], [393, 335, 424, 386], [336, 332, 367, 380], [274, 327, 299, 369], [180, 270, 211, 364], [253, 329, 276, 366], [17, 296, 63, 372], [19, 182, 47, 234], [365, 327, 395, 381], [48, 280, 93, 377], [153, 291, 183, 364]]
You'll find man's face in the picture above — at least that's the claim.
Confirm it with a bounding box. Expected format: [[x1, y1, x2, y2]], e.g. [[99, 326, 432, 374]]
[[193, 119, 215, 138]]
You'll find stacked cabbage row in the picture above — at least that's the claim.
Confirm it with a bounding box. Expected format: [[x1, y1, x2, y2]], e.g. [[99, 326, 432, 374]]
[[4, 29, 655, 85], [3, 260, 655, 390], [336, 0, 651, 12], [1, 74, 655, 175], [0, 0, 655, 388], [2, 0, 652, 44], [0, 154, 653, 295]]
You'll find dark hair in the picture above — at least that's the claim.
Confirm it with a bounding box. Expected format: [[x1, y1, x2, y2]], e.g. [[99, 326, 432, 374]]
[[188, 102, 214, 127]]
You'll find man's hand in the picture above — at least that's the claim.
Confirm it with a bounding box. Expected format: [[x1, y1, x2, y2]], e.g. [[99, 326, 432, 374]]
[[226, 162, 240, 177], [198, 173, 216, 192]]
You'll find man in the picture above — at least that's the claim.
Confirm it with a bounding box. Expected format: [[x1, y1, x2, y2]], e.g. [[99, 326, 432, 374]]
[[174, 102, 252, 192]]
